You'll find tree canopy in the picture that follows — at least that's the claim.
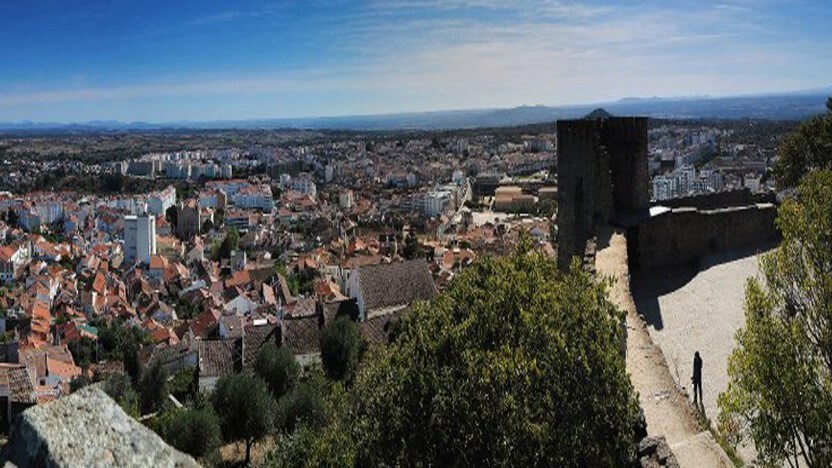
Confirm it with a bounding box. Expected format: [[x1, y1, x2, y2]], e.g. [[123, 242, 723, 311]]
[[273, 241, 640, 466], [103, 374, 140, 418], [254, 343, 300, 399], [276, 377, 328, 434], [217, 227, 240, 259], [212, 374, 276, 465], [402, 231, 420, 260], [319, 316, 365, 383], [139, 362, 169, 415], [164, 407, 222, 460], [773, 111, 832, 189], [719, 170, 832, 468]]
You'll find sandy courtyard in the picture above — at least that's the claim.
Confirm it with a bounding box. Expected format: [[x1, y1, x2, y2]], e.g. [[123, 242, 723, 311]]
[[631, 244, 774, 428]]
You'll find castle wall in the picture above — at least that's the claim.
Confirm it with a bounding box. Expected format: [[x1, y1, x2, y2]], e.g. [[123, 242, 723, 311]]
[[656, 189, 775, 210], [557, 120, 606, 269], [557, 117, 648, 270], [602, 117, 649, 212], [632, 203, 778, 270]]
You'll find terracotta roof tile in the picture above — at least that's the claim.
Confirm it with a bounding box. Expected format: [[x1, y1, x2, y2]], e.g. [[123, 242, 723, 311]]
[[198, 340, 238, 378], [357, 259, 436, 314], [359, 309, 405, 344], [281, 314, 321, 356]]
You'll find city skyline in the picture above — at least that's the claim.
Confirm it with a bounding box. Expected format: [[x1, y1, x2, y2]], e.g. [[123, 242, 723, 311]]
[[1, 0, 831, 122]]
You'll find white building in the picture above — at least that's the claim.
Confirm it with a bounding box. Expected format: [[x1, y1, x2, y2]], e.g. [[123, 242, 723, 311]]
[[422, 190, 453, 217], [651, 176, 674, 201], [288, 178, 317, 198], [744, 174, 762, 194], [325, 164, 335, 183], [124, 214, 157, 264], [231, 185, 274, 212], [147, 186, 176, 216], [339, 190, 354, 210], [0, 243, 31, 283], [164, 162, 191, 179], [678, 166, 696, 194]]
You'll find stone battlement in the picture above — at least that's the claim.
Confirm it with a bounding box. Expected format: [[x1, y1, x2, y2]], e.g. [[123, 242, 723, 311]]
[[557, 116, 649, 269], [557, 113, 777, 272]]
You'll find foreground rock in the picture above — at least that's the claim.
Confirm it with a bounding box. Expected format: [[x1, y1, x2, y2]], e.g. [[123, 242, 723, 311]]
[[637, 436, 680, 468], [0, 385, 198, 468]]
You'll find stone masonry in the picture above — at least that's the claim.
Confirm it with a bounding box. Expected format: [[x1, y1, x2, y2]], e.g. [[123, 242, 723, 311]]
[[556, 116, 649, 270], [0, 385, 198, 468]]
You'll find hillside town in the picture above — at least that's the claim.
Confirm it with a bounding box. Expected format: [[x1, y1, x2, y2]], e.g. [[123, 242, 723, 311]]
[[0, 129, 562, 428], [0, 116, 793, 467], [0, 118, 788, 427]]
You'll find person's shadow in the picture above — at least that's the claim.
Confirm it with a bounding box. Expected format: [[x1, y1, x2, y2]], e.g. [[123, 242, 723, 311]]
[[693, 398, 707, 422]]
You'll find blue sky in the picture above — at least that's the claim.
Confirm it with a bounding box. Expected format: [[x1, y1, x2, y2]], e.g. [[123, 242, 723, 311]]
[[0, 0, 830, 122]]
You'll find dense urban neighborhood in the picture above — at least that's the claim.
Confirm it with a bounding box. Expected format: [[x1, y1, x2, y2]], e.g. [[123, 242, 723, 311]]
[[0, 114, 811, 465]]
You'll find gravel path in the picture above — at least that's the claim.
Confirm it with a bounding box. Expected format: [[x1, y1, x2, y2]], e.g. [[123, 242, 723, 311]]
[[595, 226, 733, 468], [631, 244, 774, 464]]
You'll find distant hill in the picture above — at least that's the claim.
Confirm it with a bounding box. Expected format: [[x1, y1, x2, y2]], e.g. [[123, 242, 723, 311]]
[[585, 108, 613, 119], [1, 89, 828, 133]]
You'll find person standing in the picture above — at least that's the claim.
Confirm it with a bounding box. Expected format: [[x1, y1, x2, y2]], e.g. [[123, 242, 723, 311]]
[[692, 351, 703, 406]]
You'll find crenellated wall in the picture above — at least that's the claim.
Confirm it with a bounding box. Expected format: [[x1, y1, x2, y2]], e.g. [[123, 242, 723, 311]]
[[557, 115, 776, 272], [654, 189, 776, 210], [631, 203, 779, 270]]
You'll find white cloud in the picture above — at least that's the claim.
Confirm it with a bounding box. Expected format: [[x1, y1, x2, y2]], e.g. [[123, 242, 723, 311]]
[[1, 0, 829, 120]]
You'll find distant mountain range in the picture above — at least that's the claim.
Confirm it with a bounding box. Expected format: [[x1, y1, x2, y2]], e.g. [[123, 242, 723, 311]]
[[1, 89, 829, 133]]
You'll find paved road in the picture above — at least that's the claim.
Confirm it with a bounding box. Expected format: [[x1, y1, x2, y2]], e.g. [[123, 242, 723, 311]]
[[436, 178, 472, 240]]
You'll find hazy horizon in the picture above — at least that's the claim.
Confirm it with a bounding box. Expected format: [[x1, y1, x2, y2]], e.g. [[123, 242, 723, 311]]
[[2, 1, 831, 122]]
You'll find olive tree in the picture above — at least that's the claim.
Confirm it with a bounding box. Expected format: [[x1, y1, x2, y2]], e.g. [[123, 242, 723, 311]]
[[212, 374, 276, 465], [273, 239, 641, 466], [719, 170, 832, 468], [773, 111, 832, 189], [165, 407, 222, 459], [254, 343, 300, 399], [319, 316, 365, 383]]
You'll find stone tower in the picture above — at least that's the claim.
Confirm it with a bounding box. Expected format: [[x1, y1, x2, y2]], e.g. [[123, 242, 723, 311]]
[[556, 116, 648, 270]]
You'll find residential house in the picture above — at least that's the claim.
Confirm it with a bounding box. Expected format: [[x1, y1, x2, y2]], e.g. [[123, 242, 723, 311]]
[[0, 243, 31, 283], [348, 259, 436, 320]]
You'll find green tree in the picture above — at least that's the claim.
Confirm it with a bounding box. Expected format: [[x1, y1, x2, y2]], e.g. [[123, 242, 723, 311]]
[[214, 207, 225, 227], [69, 374, 93, 393], [139, 362, 169, 415], [276, 377, 328, 434], [103, 374, 140, 418], [402, 231, 419, 260], [68, 337, 97, 369], [719, 170, 832, 468], [168, 368, 196, 403], [277, 240, 640, 466], [165, 407, 222, 460], [165, 205, 178, 227], [773, 112, 832, 189], [217, 227, 240, 259], [254, 343, 300, 399], [200, 218, 213, 234], [212, 374, 276, 465], [827, 95, 832, 114], [175, 296, 200, 320], [319, 316, 365, 383]]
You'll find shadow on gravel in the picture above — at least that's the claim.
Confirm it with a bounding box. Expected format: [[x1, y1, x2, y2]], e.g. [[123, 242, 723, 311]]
[[629, 241, 778, 331]]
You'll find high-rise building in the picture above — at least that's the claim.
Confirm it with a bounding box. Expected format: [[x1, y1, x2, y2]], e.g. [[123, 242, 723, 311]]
[[124, 214, 157, 264]]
